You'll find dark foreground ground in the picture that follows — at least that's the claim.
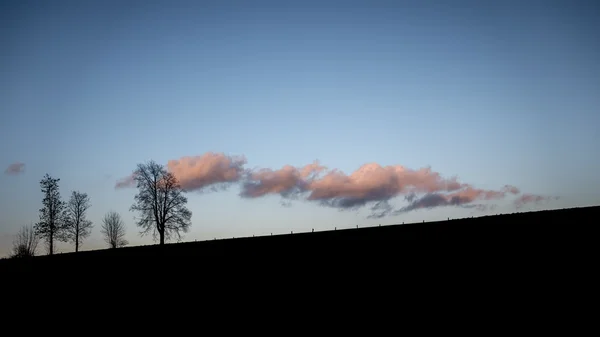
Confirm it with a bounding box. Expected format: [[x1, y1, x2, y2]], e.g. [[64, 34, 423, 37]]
[[2, 207, 595, 329], [2, 206, 598, 276], [3, 205, 598, 316]]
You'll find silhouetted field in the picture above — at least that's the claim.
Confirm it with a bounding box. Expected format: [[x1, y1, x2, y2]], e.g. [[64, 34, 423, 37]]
[[2, 206, 598, 276]]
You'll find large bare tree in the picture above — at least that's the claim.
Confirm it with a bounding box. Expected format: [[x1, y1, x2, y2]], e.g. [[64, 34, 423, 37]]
[[64, 191, 93, 252], [34, 174, 67, 255], [11, 224, 40, 258], [100, 211, 128, 249], [130, 160, 192, 245]]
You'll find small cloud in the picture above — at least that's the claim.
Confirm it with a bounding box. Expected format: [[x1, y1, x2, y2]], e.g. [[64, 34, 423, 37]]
[[514, 194, 559, 209], [404, 193, 418, 203], [115, 173, 137, 189], [461, 203, 495, 212], [394, 193, 457, 214], [367, 201, 393, 219], [4, 162, 25, 175], [503, 185, 520, 194]]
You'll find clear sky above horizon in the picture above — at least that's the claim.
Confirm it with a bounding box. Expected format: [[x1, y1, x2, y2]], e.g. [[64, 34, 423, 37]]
[[2, 0, 599, 256]]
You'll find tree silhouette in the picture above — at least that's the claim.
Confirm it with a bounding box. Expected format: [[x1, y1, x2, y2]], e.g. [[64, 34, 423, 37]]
[[130, 160, 191, 245], [34, 174, 67, 255], [64, 191, 93, 252], [11, 224, 40, 258], [100, 211, 128, 249]]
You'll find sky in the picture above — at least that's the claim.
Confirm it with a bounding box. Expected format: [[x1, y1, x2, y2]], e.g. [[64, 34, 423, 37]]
[[1, 0, 599, 256]]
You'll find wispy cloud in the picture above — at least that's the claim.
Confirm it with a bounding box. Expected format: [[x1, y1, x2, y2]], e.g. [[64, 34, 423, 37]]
[[503, 185, 520, 194], [394, 186, 508, 214], [514, 194, 559, 209], [115, 173, 137, 188], [4, 162, 25, 175]]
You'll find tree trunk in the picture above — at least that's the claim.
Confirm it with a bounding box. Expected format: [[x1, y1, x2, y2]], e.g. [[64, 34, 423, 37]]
[[160, 230, 165, 245], [75, 225, 79, 252], [49, 230, 54, 255]]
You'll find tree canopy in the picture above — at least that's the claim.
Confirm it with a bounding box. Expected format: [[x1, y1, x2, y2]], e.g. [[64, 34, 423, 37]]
[[130, 160, 192, 245]]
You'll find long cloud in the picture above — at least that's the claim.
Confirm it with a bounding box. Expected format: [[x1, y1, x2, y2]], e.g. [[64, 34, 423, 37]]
[[115, 152, 557, 217]]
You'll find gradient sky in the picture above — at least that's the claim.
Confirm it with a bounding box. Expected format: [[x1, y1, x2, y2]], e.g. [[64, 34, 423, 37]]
[[2, 0, 599, 256]]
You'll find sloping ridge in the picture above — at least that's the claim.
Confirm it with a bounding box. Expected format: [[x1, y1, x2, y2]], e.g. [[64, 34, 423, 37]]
[[2, 206, 598, 273]]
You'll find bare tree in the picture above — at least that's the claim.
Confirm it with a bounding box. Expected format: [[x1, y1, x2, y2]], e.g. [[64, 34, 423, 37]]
[[34, 174, 68, 255], [64, 191, 93, 252], [100, 211, 128, 249], [11, 224, 40, 258], [130, 160, 192, 245]]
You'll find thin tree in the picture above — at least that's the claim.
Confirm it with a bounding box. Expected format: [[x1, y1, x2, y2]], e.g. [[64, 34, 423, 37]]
[[34, 174, 67, 255], [64, 191, 93, 252], [100, 211, 128, 248], [11, 224, 40, 258], [130, 160, 192, 245]]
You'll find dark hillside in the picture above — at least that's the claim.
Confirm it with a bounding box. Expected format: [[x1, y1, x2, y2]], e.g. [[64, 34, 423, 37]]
[[2, 206, 598, 275]]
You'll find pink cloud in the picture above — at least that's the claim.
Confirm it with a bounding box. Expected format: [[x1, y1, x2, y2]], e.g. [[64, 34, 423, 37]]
[[240, 161, 326, 198], [305, 163, 468, 208], [114, 152, 558, 218], [115, 152, 246, 191], [240, 161, 520, 216], [4, 162, 25, 175], [445, 186, 507, 202], [167, 152, 247, 191]]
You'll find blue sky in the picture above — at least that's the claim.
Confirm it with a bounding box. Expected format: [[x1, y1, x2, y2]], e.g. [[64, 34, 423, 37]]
[[1, 0, 599, 256]]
